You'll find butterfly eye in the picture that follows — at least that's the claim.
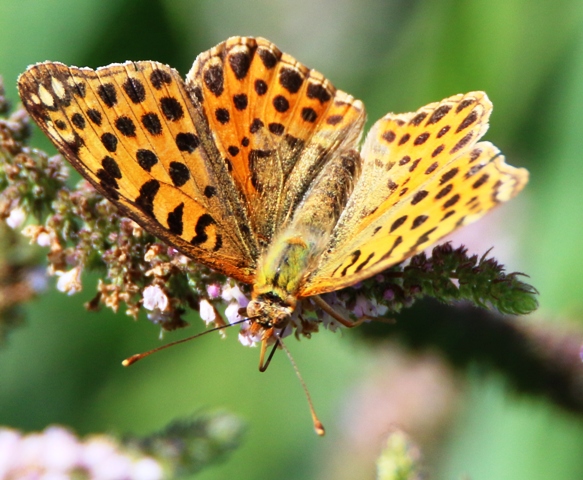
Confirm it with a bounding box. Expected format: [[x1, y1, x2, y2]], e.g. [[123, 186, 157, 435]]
[[262, 291, 282, 303]]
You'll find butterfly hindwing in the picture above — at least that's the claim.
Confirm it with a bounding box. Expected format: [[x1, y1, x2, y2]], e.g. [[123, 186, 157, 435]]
[[186, 37, 366, 247], [18, 61, 257, 282]]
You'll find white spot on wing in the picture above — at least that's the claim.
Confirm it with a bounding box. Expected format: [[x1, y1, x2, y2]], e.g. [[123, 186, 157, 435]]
[[51, 77, 66, 99], [38, 85, 54, 107]]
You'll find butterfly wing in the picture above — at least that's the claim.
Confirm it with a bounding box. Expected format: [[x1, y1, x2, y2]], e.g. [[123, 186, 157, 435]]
[[18, 61, 257, 282], [300, 92, 528, 296], [186, 37, 366, 247]]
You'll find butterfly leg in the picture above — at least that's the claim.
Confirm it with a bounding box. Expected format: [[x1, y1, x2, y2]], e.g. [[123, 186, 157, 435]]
[[311, 295, 370, 328]]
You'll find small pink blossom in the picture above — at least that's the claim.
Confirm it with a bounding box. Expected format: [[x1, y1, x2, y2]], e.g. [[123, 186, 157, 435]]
[[206, 283, 222, 299], [6, 206, 26, 229], [221, 284, 249, 308]]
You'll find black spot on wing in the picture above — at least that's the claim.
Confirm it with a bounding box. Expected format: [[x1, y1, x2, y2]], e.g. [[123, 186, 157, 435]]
[[123, 77, 146, 104], [136, 149, 158, 172], [254, 79, 267, 96], [273, 95, 289, 113], [204, 185, 216, 198], [279, 67, 303, 94], [427, 104, 451, 125], [150, 69, 173, 89], [191, 214, 216, 246], [229, 51, 253, 80], [307, 83, 331, 103], [142, 113, 162, 135], [102, 156, 122, 179], [341, 250, 361, 277], [301, 107, 317, 122], [233, 93, 248, 110], [169, 162, 190, 187], [97, 83, 117, 108], [115, 116, 136, 137], [101, 133, 118, 152], [258, 48, 278, 69], [215, 108, 230, 124], [87, 108, 102, 126], [135, 179, 160, 217], [411, 190, 428, 205], [204, 64, 224, 97], [411, 215, 428, 229], [71, 113, 86, 129], [175, 132, 200, 152], [355, 252, 375, 273], [160, 97, 184, 121], [167, 203, 184, 235], [250, 118, 264, 133], [268, 123, 284, 135], [390, 216, 407, 232]]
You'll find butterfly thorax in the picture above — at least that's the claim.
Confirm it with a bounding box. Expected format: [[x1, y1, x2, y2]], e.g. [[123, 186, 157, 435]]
[[247, 148, 365, 329], [247, 230, 323, 328]]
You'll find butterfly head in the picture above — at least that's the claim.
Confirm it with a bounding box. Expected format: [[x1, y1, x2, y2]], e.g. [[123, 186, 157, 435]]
[[247, 290, 296, 329]]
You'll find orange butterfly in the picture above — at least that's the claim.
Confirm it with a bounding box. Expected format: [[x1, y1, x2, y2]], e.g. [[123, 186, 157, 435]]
[[18, 37, 528, 434]]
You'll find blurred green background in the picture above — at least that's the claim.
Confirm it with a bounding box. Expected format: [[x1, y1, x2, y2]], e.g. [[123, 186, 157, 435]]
[[2, 0, 583, 478]]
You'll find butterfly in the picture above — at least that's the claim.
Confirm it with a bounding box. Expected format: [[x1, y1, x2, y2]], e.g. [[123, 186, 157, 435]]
[[18, 35, 528, 376]]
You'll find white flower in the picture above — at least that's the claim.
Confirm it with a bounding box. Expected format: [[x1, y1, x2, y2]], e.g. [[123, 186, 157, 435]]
[[352, 295, 387, 319], [80, 436, 120, 470], [199, 299, 216, 324], [13, 432, 43, 473], [39, 426, 80, 472], [238, 330, 258, 347], [0, 429, 21, 478], [142, 285, 169, 311], [131, 457, 164, 480], [36, 231, 51, 247], [225, 301, 244, 324], [0, 426, 165, 479], [91, 452, 133, 480], [55, 266, 82, 295], [237, 322, 262, 347], [6, 206, 26, 229]]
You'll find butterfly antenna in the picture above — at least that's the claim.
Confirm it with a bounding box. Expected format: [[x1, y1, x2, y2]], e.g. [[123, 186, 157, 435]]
[[279, 338, 326, 436], [122, 318, 248, 366]]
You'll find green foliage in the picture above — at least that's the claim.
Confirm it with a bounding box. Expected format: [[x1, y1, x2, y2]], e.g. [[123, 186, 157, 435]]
[[126, 411, 245, 477]]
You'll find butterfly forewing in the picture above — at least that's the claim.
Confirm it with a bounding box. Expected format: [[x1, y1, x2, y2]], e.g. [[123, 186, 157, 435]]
[[300, 93, 529, 296], [18, 61, 256, 282]]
